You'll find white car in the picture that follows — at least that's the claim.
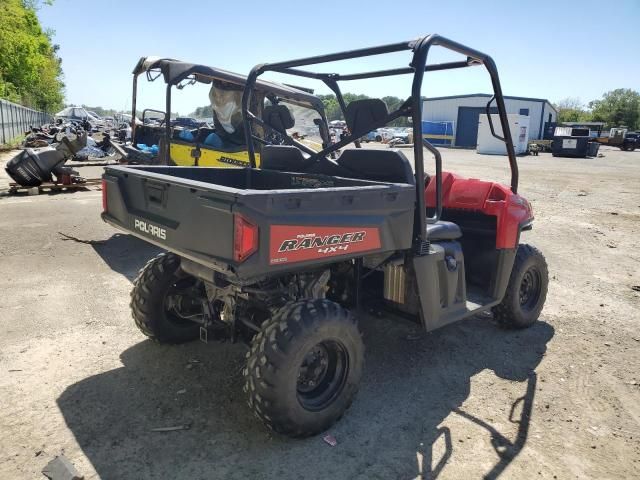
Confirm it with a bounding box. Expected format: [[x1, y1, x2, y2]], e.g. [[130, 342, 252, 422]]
[[375, 128, 395, 142]]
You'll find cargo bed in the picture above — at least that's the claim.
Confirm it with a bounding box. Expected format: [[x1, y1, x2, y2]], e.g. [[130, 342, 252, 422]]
[[102, 166, 415, 283]]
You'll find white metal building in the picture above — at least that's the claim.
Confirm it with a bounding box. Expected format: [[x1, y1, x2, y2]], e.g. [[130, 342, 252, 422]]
[[422, 94, 557, 147]]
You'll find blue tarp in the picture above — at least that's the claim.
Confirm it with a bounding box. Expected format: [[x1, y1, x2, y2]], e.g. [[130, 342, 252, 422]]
[[422, 121, 454, 145]]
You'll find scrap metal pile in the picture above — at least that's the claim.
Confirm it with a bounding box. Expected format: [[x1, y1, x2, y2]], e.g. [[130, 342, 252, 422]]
[[5, 118, 125, 188]]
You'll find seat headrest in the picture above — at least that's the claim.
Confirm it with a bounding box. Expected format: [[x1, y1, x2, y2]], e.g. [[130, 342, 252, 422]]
[[260, 144, 306, 171], [345, 99, 389, 136], [263, 104, 295, 132], [337, 148, 415, 185]]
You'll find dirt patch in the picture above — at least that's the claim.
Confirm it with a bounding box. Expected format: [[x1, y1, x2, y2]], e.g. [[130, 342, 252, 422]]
[[0, 146, 638, 479]]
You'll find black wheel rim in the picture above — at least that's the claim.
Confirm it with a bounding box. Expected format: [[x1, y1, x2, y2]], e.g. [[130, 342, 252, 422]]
[[519, 267, 542, 312], [296, 340, 349, 411]]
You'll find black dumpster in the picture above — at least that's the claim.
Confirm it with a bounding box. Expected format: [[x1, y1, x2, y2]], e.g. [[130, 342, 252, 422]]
[[552, 136, 590, 158], [551, 125, 600, 158]]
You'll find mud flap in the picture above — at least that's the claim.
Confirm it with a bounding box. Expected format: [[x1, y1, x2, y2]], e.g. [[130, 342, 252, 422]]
[[412, 242, 467, 331], [489, 249, 517, 300]]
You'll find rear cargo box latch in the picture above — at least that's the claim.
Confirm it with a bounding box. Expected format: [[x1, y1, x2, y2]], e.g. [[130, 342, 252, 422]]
[[145, 182, 167, 208], [191, 147, 201, 166]]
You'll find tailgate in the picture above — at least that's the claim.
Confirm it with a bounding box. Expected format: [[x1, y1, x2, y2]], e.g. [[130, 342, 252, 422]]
[[101, 167, 237, 269], [102, 165, 416, 283]]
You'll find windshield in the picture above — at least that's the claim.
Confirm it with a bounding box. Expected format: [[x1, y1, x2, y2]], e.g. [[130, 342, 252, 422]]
[[281, 100, 324, 150], [262, 98, 325, 151]]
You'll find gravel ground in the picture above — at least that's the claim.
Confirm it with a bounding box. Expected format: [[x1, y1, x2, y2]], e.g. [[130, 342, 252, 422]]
[[0, 146, 638, 480]]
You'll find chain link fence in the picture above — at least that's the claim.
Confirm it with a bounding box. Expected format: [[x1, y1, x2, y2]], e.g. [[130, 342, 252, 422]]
[[1, 99, 53, 145]]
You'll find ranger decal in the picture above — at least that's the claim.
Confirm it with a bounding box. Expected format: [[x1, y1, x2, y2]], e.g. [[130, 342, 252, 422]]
[[270, 226, 381, 264]]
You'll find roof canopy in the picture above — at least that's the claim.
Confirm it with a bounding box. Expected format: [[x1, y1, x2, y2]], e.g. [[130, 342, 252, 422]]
[[132, 57, 324, 112]]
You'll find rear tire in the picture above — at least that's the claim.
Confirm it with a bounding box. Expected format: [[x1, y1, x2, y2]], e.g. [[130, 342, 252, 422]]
[[492, 244, 548, 329], [130, 252, 201, 343], [243, 299, 364, 437]]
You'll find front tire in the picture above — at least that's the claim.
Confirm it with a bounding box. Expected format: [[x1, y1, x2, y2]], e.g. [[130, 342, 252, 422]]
[[130, 252, 201, 343], [492, 244, 548, 329], [243, 299, 364, 437]]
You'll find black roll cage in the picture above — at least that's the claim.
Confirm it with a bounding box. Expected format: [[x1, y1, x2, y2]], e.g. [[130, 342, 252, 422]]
[[241, 34, 519, 247]]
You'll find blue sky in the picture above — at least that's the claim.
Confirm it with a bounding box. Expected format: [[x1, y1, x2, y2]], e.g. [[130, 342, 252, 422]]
[[38, 0, 639, 115]]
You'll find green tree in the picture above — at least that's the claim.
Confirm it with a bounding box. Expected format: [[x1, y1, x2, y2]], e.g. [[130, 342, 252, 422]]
[[0, 0, 64, 111], [381, 95, 410, 127], [554, 97, 592, 123], [589, 89, 640, 129]]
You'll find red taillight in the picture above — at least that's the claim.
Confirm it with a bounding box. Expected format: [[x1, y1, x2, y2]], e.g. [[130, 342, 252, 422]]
[[101, 179, 107, 212], [233, 214, 258, 262]]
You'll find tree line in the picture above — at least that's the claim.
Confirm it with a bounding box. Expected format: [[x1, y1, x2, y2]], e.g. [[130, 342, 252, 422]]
[[554, 89, 639, 130], [190, 88, 640, 132], [0, 0, 64, 112]]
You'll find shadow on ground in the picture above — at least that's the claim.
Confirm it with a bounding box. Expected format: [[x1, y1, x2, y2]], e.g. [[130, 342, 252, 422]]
[[93, 233, 162, 282], [57, 314, 553, 480]]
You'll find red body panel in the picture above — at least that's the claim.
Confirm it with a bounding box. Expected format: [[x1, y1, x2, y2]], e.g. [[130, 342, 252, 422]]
[[425, 172, 533, 249], [269, 226, 381, 265]]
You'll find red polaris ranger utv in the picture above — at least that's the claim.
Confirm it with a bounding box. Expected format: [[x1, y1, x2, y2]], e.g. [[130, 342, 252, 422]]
[[101, 34, 548, 437]]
